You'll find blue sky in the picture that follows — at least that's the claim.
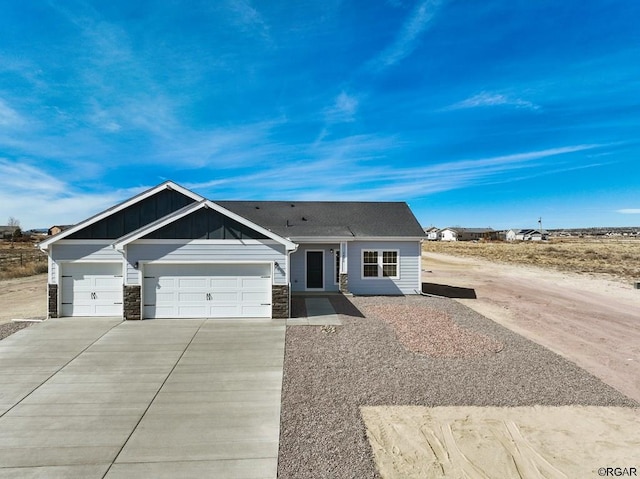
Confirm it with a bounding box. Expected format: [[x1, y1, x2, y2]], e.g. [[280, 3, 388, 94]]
[[1, 0, 639, 230]]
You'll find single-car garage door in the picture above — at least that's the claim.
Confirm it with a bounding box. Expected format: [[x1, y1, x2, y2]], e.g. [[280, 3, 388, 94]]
[[143, 264, 272, 319], [61, 263, 123, 317]]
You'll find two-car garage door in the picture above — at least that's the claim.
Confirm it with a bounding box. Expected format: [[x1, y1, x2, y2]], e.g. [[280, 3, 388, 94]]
[[143, 264, 272, 319]]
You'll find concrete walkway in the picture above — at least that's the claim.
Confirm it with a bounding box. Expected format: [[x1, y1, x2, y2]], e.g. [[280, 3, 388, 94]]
[[0, 317, 285, 478], [287, 298, 342, 326]]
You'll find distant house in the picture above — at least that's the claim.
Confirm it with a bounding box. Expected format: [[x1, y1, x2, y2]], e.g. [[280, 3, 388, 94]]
[[424, 226, 440, 241], [48, 225, 74, 236], [506, 229, 518, 241], [0, 225, 18, 240], [513, 229, 549, 241], [440, 227, 497, 241]]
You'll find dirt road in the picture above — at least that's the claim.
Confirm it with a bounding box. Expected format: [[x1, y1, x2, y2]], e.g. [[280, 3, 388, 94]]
[[423, 252, 640, 403], [0, 274, 47, 325]]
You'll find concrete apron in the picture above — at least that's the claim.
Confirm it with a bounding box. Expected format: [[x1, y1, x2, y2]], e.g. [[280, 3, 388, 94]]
[[0, 317, 286, 478]]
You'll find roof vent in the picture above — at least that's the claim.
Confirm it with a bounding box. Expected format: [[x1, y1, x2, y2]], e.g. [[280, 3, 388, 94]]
[[290, 204, 295, 207], [302, 217, 307, 221], [255, 206, 260, 209]]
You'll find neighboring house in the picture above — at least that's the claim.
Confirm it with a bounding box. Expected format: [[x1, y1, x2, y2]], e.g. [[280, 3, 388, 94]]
[[424, 226, 440, 241], [439, 227, 497, 241], [514, 229, 549, 241], [38, 181, 425, 320], [505, 229, 518, 241], [0, 226, 17, 239], [48, 225, 74, 236]]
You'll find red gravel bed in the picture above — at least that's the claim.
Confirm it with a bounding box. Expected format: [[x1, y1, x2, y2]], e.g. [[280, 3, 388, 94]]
[[361, 303, 503, 358]]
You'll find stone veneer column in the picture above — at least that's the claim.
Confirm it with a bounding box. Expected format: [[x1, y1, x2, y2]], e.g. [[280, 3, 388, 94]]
[[339, 273, 350, 294], [123, 285, 142, 320], [48, 284, 58, 318], [271, 285, 289, 319]]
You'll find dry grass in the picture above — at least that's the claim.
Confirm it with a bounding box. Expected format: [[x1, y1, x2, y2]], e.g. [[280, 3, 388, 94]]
[[0, 241, 48, 280], [424, 238, 640, 282]]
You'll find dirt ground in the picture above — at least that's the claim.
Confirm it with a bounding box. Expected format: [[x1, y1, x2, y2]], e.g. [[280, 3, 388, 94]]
[[423, 252, 640, 403], [362, 405, 640, 479], [0, 274, 47, 325]]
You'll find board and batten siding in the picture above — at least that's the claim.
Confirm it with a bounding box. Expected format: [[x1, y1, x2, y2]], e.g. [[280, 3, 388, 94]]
[[347, 241, 421, 295], [49, 242, 123, 284], [125, 241, 288, 285]]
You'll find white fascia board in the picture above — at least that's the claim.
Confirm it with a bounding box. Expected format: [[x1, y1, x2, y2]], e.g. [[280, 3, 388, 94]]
[[113, 200, 297, 251], [289, 236, 425, 243], [38, 181, 205, 250]]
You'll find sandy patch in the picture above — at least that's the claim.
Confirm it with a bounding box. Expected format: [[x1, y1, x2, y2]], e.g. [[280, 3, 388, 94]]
[[423, 252, 640, 403], [362, 405, 640, 479], [0, 274, 47, 325]]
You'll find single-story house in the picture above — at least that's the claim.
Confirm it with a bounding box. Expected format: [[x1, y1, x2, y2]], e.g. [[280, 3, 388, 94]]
[[439, 227, 497, 241], [512, 229, 549, 241], [424, 226, 440, 241], [38, 181, 426, 320], [0, 225, 18, 239]]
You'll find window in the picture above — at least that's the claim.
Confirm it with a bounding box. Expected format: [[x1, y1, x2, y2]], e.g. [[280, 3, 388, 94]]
[[362, 250, 399, 279], [363, 250, 378, 277]]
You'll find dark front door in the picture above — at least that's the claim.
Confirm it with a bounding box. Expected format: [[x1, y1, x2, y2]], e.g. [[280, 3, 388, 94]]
[[306, 251, 324, 289]]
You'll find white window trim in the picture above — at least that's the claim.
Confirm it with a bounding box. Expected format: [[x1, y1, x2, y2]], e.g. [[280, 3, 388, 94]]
[[361, 249, 400, 280]]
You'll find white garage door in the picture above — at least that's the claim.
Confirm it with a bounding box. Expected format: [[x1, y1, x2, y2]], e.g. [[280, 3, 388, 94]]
[[143, 264, 272, 319], [61, 263, 123, 317]]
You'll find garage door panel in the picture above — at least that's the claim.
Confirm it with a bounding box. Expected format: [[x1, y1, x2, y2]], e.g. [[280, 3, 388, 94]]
[[178, 277, 208, 288], [178, 292, 206, 302], [61, 263, 123, 317], [241, 291, 270, 302], [143, 264, 272, 319], [211, 292, 239, 303]]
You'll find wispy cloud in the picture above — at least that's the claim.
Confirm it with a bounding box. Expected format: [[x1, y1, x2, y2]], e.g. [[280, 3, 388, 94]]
[[324, 91, 359, 123], [447, 91, 541, 111], [617, 209, 640, 214], [370, 0, 443, 71], [0, 98, 25, 127]]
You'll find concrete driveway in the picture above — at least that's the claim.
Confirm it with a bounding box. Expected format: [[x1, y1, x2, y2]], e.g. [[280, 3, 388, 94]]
[[0, 317, 285, 478]]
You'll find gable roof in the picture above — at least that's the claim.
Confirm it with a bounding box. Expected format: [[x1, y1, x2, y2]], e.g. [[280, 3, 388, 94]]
[[113, 200, 296, 250], [39, 181, 425, 249], [216, 201, 426, 240], [39, 181, 203, 249]]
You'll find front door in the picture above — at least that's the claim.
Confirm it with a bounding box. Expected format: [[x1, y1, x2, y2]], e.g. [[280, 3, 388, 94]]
[[306, 251, 324, 290]]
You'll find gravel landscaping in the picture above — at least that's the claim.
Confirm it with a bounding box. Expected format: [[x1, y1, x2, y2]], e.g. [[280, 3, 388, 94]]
[[278, 294, 638, 478], [0, 320, 35, 340]]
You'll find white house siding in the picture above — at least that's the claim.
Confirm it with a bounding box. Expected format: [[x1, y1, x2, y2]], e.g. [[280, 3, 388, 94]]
[[347, 241, 421, 295], [125, 241, 288, 286], [290, 243, 340, 292], [49, 242, 123, 284], [440, 230, 457, 241]]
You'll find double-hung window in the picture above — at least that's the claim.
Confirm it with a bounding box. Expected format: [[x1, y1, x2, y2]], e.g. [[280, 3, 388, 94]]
[[362, 250, 399, 279]]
